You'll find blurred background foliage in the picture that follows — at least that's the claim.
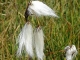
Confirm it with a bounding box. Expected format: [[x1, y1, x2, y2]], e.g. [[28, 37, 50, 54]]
[[0, 0, 80, 60]]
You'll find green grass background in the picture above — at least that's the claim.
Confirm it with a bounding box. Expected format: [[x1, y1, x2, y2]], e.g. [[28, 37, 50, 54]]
[[0, 0, 80, 60]]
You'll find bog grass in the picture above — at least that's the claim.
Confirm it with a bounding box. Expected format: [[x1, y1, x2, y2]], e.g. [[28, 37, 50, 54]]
[[0, 0, 80, 60]]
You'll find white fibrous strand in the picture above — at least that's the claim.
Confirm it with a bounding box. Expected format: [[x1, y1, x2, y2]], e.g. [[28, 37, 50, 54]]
[[27, 1, 58, 17], [17, 22, 34, 57], [33, 26, 45, 60], [64, 45, 77, 60]]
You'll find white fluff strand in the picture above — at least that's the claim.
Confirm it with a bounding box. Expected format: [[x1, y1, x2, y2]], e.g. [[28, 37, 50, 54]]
[[28, 1, 58, 17], [17, 22, 34, 57], [34, 26, 45, 60], [64, 45, 77, 60]]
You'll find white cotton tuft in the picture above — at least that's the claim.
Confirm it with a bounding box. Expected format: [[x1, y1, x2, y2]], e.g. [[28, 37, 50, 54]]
[[70, 45, 78, 57], [64, 45, 78, 60], [33, 26, 45, 60], [28, 1, 58, 17], [17, 22, 34, 57]]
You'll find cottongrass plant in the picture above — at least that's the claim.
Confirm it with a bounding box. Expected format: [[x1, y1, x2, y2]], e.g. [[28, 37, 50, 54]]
[[17, 22, 34, 57], [16, 0, 58, 59], [34, 26, 45, 60], [64, 45, 78, 60]]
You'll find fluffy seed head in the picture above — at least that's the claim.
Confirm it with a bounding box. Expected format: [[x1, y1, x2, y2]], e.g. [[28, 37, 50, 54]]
[[33, 26, 45, 60], [17, 22, 34, 57], [25, 0, 59, 19], [64, 45, 77, 60]]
